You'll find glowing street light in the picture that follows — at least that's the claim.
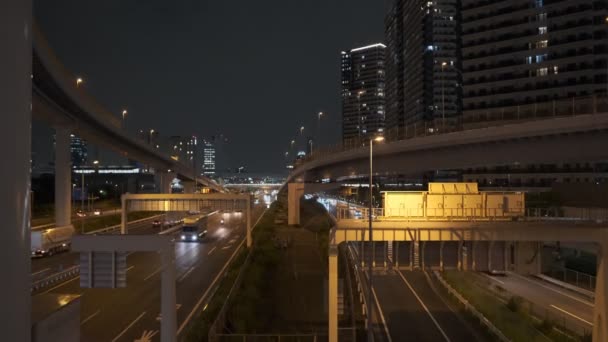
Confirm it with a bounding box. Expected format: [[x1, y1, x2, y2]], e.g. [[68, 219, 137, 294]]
[[121, 109, 128, 129], [76, 77, 83, 87], [300, 126, 305, 135]]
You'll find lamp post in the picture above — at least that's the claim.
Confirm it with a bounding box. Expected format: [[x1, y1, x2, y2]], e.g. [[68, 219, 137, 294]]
[[367, 135, 384, 342], [122, 109, 128, 129], [441, 62, 447, 132], [317, 111, 323, 146], [76, 77, 83, 88]]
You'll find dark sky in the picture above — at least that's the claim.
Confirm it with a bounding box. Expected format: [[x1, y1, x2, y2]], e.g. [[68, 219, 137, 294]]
[[34, 1, 387, 174]]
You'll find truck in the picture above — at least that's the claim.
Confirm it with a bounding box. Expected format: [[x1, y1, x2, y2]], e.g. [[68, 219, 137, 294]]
[[31, 226, 75, 257], [180, 214, 208, 242]]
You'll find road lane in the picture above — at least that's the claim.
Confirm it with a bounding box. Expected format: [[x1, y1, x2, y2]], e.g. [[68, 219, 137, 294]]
[[34, 205, 265, 341]]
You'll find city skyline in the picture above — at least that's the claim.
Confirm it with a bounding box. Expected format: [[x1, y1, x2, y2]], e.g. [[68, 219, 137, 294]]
[[33, 1, 388, 173]]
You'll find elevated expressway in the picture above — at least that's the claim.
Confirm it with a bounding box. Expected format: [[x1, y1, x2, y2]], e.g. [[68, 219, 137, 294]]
[[288, 111, 608, 183], [31, 24, 222, 193]]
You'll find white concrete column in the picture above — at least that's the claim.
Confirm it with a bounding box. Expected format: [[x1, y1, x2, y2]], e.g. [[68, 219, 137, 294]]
[[55, 127, 72, 227], [440, 241, 444, 271], [593, 236, 608, 342], [160, 245, 177, 342], [0, 1, 31, 340], [328, 245, 338, 342], [513, 241, 541, 275]]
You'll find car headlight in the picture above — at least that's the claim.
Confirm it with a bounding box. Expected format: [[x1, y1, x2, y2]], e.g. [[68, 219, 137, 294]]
[[181, 235, 186, 240], [192, 235, 198, 241]]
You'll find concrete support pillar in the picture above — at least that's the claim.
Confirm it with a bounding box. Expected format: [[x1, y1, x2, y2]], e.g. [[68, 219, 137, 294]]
[[181, 181, 195, 194], [395, 241, 399, 268], [328, 245, 338, 342], [120, 195, 127, 234], [160, 246, 177, 342], [457, 240, 463, 270], [472, 241, 477, 271], [593, 236, 608, 342], [513, 241, 541, 275], [288, 183, 304, 225], [0, 1, 31, 340], [55, 127, 72, 227], [155, 171, 175, 194], [488, 240, 494, 271]]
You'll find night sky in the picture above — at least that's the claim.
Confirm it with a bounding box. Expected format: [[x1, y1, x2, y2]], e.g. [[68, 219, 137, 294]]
[[34, 1, 387, 174]]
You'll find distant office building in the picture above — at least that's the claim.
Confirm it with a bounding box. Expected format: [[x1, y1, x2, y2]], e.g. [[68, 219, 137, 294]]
[[461, 0, 608, 128], [202, 140, 216, 176], [169, 135, 197, 168], [70, 134, 88, 166], [341, 43, 387, 145], [385, 0, 461, 140]]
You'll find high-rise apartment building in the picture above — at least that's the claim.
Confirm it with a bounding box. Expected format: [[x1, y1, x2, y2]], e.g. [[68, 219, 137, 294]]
[[341, 43, 387, 145], [202, 140, 216, 176], [461, 0, 608, 128], [385, 0, 461, 140], [168, 135, 197, 167], [69, 134, 88, 166]]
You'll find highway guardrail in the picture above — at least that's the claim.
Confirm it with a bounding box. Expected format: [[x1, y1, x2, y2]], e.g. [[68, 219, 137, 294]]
[[31, 265, 80, 293]]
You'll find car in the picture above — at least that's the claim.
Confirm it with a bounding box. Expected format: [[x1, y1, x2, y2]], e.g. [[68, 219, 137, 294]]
[[152, 219, 162, 227], [76, 210, 86, 217], [93, 209, 101, 216]]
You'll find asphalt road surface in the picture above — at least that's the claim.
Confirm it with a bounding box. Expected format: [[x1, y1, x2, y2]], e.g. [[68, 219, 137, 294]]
[[372, 270, 483, 342], [32, 205, 266, 341]]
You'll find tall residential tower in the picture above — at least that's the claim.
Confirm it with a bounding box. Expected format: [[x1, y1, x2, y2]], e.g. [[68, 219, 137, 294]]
[[341, 43, 387, 145]]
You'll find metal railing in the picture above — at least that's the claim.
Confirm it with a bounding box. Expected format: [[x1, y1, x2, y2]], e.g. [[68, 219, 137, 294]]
[[298, 94, 608, 166], [543, 266, 596, 292], [336, 206, 606, 223], [31, 265, 80, 293]]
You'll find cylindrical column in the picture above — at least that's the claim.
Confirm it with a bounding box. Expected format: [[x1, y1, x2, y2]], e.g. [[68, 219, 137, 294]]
[[0, 1, 31, 340], [161, 245, 177, 342], [55, 127, 72, 227], [120, 195, 127, 234]]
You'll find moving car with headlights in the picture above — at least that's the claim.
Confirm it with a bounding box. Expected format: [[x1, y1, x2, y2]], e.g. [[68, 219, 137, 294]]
[[180, 214, 208, 242]]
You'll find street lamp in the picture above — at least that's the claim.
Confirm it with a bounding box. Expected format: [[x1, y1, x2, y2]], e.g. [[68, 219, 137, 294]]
[[441, 62, 447, 132], [300, 126, 305, 135], [367, 135, 384, 342], [122, 109, 128, 129], [76, 77, 83, 87], [317, 111, 324, 146]]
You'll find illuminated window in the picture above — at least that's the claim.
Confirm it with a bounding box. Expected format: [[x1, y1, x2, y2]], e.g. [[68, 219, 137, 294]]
[[553, 66, 559, 74], [537, 67, 548, 76], [536, 40, 548, 48], [526, 56, 533, 64], [538, 26, 547, 34], [535, 54, 547, 63]]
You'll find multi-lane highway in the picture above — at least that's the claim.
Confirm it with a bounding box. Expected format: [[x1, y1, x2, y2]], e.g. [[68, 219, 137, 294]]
[[32, 204, 266, 341], [30, 215, 165, 283], [349, 242, 487, 342], [482, 272, 594, 335]]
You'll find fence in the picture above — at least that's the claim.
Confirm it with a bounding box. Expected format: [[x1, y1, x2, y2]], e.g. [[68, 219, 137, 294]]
[[31, 265, 80, 292], [543, 266, 596, 292]]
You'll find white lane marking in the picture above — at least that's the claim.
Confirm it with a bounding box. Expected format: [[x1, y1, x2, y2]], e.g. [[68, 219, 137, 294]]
[[135, 330, 159, 341], [111, 311, 146, 342], [508, 272, 594, 307], [371, 285, 393, 342], [551, 304, 593, 326], [81, 310, 100, 326], [178, 266, 196, 282], [126, 265, 135, 272], [31, 268, 51, 276], [397, 270, 451, 342], [222, 246, 231, 250], [144, 267, 162, 281], [207, 246, 217, 255], [41, 276, 79, 294], [480, 272, 505, 285], [177, 208, 267, 335]]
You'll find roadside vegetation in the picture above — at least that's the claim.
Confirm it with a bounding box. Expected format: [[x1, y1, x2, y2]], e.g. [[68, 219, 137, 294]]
[[443, 271, 583, 342]]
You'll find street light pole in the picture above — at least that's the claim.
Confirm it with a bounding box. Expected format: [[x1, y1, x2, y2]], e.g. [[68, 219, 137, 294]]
[[121, 109, 127, 130], [367, 135, 384, 342]]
